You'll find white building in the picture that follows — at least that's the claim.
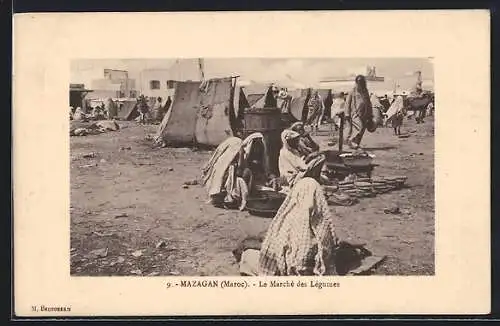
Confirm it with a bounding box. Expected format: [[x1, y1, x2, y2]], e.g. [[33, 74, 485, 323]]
[[137, 59, 202, 100], [90, 69, 137, 99]]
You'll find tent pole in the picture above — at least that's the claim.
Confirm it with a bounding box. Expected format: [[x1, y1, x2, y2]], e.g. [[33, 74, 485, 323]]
[[198, 58, 205, 81], [338, 112, 344, 153]]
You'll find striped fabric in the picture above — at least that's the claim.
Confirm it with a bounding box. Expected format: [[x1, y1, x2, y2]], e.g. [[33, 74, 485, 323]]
[[258, 177, 339, 276]]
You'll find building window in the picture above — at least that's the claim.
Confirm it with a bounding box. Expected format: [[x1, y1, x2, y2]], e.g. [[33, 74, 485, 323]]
[[150, 80, 160, 90], [166, 80, 176, 89]]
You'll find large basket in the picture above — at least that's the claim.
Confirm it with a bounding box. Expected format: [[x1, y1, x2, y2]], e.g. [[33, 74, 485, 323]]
[[340, 154, 374, 167], [246, 191, 286, 218]]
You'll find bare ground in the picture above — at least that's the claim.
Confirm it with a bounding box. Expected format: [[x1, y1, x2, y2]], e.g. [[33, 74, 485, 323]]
[[70, 117, 434, 276]]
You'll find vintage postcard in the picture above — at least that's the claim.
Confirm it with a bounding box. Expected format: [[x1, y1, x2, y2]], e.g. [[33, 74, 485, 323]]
[[13, 10, 490, 316]]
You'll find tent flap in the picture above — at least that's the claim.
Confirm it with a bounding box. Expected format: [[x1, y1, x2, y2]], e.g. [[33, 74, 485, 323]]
[[117, 100, 138, 119], [157, 77, 237, 147], [157, 81, 201, 145], [195, 77, 234, 146]]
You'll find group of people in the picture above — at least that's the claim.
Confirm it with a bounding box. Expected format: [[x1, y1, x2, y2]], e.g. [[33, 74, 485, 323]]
[[70, 98, 120, 122], [69, 95, 173, 124], [305, 74, 436, 146], [302, 76, 374, 149], [305, 75, 377, 149], [200, 75, 422, 275], [198, 74, 436, 275], [201, 120, 329, 209], [135, 95, 172, 124], [201, 115, 350, 275]]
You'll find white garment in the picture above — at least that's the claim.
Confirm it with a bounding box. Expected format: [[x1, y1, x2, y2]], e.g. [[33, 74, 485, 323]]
[[278, 130, 307, 187], [239, 249, 260, 276], [202, 137, 243, 197], [73, 107, 86, 121], [258, 177, 338, 276], [385, 96, 405, 121], [224, 165, 249, 211], [241, 132, 263, 159], [241, 132, 271, 176], [331, 98, 346, 118]]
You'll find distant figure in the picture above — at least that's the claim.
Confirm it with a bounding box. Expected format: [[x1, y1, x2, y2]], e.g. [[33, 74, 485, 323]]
[[264, 86, 278, 108], [385, 96, 406, 136], [427, 101, 435, 117], [306, 90, 324, 134], [392, 111, 405, 136], [90, 105, 106, 120], [412, 80, 424, 97], [370, 94, 384, 125], [377, 94, 392, 114], [152, 97, 164, 122], [345, 75, 373, 149], [137, 95, 150, 124], [414, 93, 432, 124], [105, 98, 117, 119], [73, 107, 87, 121], [331, 92, 347, 131]]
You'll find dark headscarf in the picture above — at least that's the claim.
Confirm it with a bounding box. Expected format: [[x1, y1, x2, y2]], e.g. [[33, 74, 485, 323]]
[[349, 75, 373, 122], [355, 75, 368, 94]]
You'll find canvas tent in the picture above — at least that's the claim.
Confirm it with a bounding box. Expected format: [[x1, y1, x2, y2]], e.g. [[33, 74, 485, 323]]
[[286, 88, 334, 121], [232, 86, 250, 131], [116, 99, 138, 120], [242, 83, 270, 107], [156, 77, 241, 147], [288, 88, 312, 121], [316, 89, 333, 120], [250, 86, 280, 108], [247, 94, 265, 106]]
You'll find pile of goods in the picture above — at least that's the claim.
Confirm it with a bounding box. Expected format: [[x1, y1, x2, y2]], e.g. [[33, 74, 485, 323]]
[[323, 175, 408, 206], [370, 176, 407, 194], [70, 120, 120, 137], [339, 152, 375, 167]]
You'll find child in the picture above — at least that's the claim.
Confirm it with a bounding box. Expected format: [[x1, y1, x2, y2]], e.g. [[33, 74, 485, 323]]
[[391, 110, 404, 136]]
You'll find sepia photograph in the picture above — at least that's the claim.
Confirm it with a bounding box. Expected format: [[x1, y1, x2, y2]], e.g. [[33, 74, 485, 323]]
[[70, 57, 435, 277], [14, 10, 489, 316]]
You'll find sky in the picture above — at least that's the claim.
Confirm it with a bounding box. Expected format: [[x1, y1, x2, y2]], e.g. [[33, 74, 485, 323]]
[[71, 57, 434, 89]]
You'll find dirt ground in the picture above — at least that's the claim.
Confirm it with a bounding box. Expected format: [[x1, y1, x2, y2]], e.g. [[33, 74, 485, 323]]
[[70, 116, 434, 276]]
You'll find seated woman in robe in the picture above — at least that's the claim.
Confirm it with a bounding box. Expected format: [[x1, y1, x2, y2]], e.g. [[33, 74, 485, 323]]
[[278, 130, 308, 188], [201, 137, 248, 210], [201, 133, 271, 210], [279, 129, 327, 189], [237, 133, 270, 195], [258, 176, 340, 275], [238, 175, 369, 276]]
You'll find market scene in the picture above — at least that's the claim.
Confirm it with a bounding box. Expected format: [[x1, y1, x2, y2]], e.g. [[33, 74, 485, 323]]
[[70, 58, 435, 276]]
